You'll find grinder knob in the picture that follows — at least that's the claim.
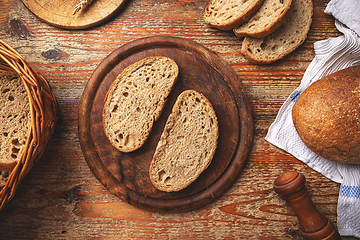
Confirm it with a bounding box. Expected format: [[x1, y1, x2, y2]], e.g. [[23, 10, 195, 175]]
[[273, 171, 341, 240]]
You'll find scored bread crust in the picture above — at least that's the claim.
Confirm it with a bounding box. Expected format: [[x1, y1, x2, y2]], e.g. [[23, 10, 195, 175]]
[[241, 0, 313, 64], [103, 56, 179, 153], [149, 90, 219, 192], [204, 0, 265, 31], [292, 65, 360, 164], [233, 0, 293, 38], [0, 72, 31, 187]]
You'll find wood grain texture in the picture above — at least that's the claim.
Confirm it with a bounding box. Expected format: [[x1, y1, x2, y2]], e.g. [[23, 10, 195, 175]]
[[0, 0, 358, 239]]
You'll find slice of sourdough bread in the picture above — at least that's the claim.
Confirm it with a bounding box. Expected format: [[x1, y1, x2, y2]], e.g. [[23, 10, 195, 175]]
[[204, 0, 265, 31], [233, 0, 293, 38], [0, 72, 31, 187], [103, 56, 179, 153], [149, 90, 219, 192], [241, 0, 313, 64]]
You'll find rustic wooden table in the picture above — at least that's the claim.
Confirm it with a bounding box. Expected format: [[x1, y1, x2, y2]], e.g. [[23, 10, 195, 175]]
[[0, 0, 358, 239]]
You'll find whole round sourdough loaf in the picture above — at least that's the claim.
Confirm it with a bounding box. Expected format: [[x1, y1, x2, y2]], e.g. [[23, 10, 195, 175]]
[[292, 65, 360, 164]]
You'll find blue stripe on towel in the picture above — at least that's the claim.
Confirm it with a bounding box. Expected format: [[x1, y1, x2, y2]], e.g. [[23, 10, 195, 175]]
[[340, 185, 360, 199], [290, 90, 301, 103]]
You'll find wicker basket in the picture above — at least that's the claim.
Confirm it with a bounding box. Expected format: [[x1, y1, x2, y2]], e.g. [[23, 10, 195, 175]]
[[0, 40, 58, 211]]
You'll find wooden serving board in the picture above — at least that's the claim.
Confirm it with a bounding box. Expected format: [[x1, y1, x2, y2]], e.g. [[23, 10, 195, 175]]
[[78, 36, 253, 212], [20, 0, 128, 29]]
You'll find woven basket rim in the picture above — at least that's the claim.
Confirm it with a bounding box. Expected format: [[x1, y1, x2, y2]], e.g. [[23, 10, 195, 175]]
[[0, 39, 58, 212]]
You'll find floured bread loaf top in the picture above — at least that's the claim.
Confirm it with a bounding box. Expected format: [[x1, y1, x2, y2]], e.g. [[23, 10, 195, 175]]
[[149, 90, 218, 192], [103, 56, 179, 153], [0, 72, 31, 187]]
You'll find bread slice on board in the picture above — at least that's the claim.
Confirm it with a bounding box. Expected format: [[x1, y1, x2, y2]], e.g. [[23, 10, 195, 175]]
[[204, 0, 265, 31], [233, 0, 293, 38], [103, 56, 179, 153], [0, 72, 31, 187], [241, 0, 313, 64], [149, 90, 219, 192]]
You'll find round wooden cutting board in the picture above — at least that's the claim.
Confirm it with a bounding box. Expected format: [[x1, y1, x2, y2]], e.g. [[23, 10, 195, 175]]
[[78, 36, 253, 212], [20, 0, 128, 29]]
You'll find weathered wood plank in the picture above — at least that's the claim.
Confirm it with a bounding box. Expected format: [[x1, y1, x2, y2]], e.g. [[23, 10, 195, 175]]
[[0, 0, 358, 239]]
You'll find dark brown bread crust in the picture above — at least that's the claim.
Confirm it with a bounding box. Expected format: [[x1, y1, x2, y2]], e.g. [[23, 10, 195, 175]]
[[292, 65, 360, 164]]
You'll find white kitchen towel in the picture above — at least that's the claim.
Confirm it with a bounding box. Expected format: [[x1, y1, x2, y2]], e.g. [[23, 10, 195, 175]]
[[324, 0, 360, 37], [265, 2, 360, 237]]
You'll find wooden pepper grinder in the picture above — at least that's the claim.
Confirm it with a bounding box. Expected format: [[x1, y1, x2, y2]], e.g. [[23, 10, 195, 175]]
[[273, 171, 341, 240]]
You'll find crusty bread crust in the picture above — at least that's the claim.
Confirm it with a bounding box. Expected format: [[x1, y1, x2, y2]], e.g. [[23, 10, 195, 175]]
[[103, 56, 179, 153], [234, 0, 292, 38], [149, 90, 219, 192], [204, 0, 265, 31], [292, 65, 360, 164], [241, 0, 313, 64], [0, 71, 31, 187]]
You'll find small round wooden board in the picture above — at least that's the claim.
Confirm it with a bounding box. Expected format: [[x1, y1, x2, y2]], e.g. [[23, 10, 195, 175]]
[[78, 36, 253, 212], [20, 0, 129, 29]]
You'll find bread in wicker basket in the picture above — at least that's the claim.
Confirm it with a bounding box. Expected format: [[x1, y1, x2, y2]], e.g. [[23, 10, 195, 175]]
[[0, 40, 58, 211], [0, 71, 31, 186]]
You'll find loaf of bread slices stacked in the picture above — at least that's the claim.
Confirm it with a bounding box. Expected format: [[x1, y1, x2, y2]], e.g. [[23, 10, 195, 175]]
[[204, 0, 313, 64], [103, 56, 219, 192]]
